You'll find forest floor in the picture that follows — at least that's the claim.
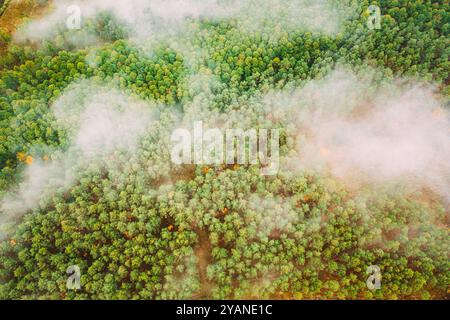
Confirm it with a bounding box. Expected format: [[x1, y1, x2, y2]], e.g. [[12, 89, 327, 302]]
[[0, 0, 51, 40], [192, 228, 214, 299]]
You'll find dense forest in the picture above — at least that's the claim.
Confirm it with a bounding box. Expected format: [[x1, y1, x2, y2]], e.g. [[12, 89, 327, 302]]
[[0, 0, 448, 299]]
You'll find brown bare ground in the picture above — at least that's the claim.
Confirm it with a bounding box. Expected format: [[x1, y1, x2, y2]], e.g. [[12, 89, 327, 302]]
[[0, 0, 52, 34], [192, 229, 214, 299]]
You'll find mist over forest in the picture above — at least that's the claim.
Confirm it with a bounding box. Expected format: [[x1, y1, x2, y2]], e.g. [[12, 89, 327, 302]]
[[0, 0, 448, 300]]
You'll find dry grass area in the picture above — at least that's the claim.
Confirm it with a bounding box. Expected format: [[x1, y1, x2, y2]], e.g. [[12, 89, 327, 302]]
[[0, 0, 51, 35]]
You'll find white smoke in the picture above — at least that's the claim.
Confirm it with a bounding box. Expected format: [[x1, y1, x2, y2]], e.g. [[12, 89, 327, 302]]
[[266, 69, 450, 202], [14, 0, 352, 46], [53, 84, 155, 158], [248, 194, 297, 239], [0, 81, 156, 219]]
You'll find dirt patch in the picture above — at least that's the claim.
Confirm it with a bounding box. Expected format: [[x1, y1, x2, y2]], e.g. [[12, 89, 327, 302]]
[[192, 228, 214, 299], [0, 0, 52, 34]]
